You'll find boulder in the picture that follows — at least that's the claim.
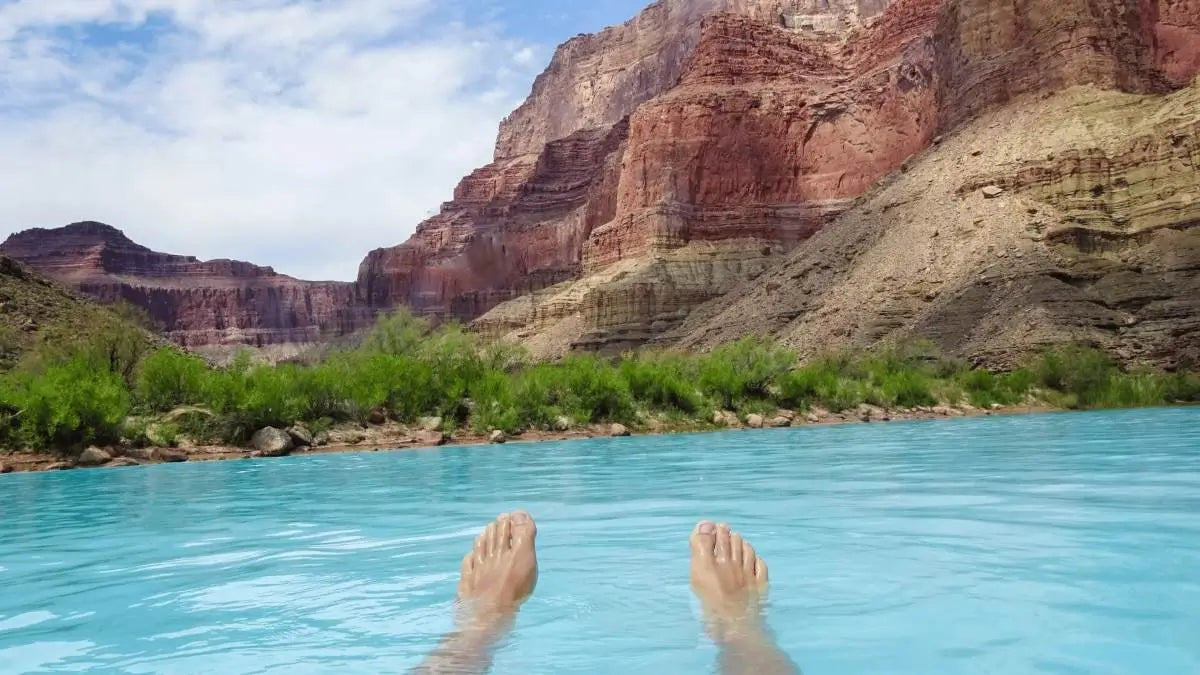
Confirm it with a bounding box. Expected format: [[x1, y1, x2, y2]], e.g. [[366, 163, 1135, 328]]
[[0, 462, 12, 474], [552, 416, 572, 432], [106, 457, 141, 468], [489, 429, 507, 444], [610, 423, 631, 437], [981, 185, 1005, 198], [857, 404, 889, 422], [769, 416, 793, 428], [313, 431, 331, 447], [123, 447, 157, 461], [415, 430, 448, 446], [252, 427, 294, 457], [77, 446, 112, 467], [158, 448, 189, 463], [418, 416, 443, 432], [367, 408, 388, 425], [775, 409, 797, 422], [712, 410, 740, 427], [287, 425, 314, 447], [745, 414, 765, 429]]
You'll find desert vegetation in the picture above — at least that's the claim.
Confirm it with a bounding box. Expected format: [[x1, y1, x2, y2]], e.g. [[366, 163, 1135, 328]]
[[1, 309, 1197, 455]]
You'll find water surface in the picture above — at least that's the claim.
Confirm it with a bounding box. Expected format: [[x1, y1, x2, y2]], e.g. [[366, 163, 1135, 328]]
[[2, 408, 1199, 674]]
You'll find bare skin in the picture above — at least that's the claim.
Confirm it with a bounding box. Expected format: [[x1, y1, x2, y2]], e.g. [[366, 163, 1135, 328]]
[[413, 511, 538, 675], [691, 521, 800, 675], [416, 514, 796, 674]]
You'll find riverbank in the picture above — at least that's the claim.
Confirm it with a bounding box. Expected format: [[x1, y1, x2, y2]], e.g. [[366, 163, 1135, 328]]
[[0, 402, 1058, 474]]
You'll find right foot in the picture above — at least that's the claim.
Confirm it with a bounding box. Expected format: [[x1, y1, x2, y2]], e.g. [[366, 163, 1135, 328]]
[[457, 511, 539, 616], [690, 521, 770, 635]]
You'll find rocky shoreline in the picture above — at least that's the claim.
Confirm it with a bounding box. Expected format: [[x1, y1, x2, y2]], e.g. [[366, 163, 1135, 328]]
[[0, 403, 1053, 474]]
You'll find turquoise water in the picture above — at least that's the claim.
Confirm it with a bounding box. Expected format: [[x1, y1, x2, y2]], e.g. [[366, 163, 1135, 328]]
[[2, 409, 1199, 674]]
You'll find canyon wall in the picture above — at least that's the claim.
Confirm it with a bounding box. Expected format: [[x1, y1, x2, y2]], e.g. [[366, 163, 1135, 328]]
[[0, 222, 373, 348], [470, 0, 1200, 359], [664, 81, 1200, 370]]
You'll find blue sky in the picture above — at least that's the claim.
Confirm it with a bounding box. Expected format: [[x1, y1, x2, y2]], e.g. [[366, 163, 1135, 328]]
[[0, 0, 651, 281]]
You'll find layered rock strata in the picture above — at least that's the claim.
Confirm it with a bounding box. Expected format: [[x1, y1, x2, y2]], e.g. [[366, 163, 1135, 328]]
[[471, 0, 1199, 358], [663, 82, 1200, 370], [0, 222, 372, 348]]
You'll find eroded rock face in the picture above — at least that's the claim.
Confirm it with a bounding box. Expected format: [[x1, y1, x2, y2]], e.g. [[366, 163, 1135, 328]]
[[370, 0, 1200, 359], [0, 222, 374, 348], [663, 82, 1200, 370]]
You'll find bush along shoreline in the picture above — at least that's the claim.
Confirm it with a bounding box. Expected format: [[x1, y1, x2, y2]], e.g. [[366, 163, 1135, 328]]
[[1, 310, 1197, 472]]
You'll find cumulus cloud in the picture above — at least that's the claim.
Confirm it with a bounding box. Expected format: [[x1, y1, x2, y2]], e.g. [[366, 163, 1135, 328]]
[[0, 0, 544, 281]]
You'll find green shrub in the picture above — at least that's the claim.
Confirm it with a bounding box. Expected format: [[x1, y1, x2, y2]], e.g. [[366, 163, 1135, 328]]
[[1163, 373, 1200, 403], [1031, 346, 1117, 406], [137, 348, 209, 412], [620, 353, 703, 413], [148, 421, 181, 447], [699, 338, 795, 410], [874, 370, 938, 408], [959, 368, 1034, 408], [0, 356, 131, 451]]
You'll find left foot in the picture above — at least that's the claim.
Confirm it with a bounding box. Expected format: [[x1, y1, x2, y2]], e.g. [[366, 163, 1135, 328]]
[[457, 511, 539, 615]]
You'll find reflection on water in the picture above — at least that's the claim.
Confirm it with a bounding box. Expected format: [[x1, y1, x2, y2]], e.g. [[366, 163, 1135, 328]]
[[1, 408, 1198, 673]]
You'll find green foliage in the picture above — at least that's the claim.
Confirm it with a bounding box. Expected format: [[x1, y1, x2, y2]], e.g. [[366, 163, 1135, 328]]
[[137, 348, 209, 412], [619, 352, 703, 413], [0, 356, 130, 451], [1, 297, 1196, 455], [957, 368, 1033, 408], [1030, 346, 1117, 407], [1164, 373, 1200, 403], [699, 338, 795, 410]]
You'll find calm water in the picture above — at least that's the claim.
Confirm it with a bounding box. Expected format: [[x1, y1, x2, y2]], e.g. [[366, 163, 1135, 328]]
[[2, 409, 1199, 674]]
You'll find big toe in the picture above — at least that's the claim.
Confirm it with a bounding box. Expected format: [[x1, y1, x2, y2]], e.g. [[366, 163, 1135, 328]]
[[691, 521, 717, 560], [510, 511, 537, 551]]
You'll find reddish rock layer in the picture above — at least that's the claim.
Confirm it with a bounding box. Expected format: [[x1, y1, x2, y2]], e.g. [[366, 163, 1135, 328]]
[[361, 0, 1200, 330], [0, 222, 372, 348], [1157, 0, 1200, 84]]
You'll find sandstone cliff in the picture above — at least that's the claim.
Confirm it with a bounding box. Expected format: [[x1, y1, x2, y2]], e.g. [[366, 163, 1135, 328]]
[[470, 0, 1200, 363], [0, 223, 373, 349], [661, 81, 1200, 370]]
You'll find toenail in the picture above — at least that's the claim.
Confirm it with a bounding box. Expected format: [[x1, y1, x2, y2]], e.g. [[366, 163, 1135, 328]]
[[698, 522, 715, 534], [512, 512, 529, 524]]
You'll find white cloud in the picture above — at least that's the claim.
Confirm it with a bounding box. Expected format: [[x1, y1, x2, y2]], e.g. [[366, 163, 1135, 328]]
[[0, 0, 542, 281]]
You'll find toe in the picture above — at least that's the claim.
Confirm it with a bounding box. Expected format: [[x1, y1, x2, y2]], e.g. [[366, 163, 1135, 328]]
[[483, 521, 500, 557], [742, 539, 757, 575], [754, 556, 769, 585], [714, 523, 732, 561], [510, 511, 537, 550], [496, 514, 513, 550], [730, 532, 745, 566], [473, 531, 488, 563], [690, 521, 717, 560], [458, 553, 475, 594]]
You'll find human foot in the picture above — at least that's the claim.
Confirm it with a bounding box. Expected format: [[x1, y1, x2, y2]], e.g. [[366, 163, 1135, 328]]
[[457, 511, 539, 615], [690, 521, 770, 636]]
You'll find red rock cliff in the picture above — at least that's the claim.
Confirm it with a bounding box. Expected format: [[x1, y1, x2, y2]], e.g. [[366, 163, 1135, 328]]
[[360, 0, 1199, 334], [0, 222, 372, 348]]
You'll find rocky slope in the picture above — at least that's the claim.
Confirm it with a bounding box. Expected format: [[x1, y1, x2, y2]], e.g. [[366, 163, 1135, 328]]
[[469, 0, 1200, 362], [0, 223, 373, 349], [0, 255, 161, 371], [661, 80, 1200, 370]]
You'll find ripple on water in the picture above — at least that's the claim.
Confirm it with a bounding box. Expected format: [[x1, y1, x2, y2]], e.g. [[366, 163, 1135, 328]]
[[0, 408, 1198, 673]]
